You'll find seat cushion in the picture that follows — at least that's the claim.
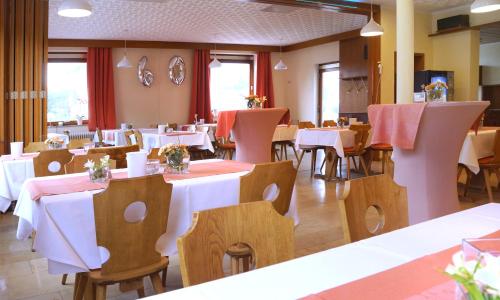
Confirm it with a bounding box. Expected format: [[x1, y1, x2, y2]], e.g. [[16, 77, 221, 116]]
[[371, 143, 393, 151]]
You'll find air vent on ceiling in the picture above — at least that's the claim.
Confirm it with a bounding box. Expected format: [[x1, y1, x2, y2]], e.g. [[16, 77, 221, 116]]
[[261, 5, 298, 14]]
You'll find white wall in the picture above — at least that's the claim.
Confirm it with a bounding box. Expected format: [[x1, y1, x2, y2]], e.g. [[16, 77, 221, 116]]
[[480, 42, 500, 86], [113, 48, 193, 128], [273, 41, 340, 122]]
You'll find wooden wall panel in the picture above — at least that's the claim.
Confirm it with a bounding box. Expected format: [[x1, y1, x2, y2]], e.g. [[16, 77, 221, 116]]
[[0, 0, 48, 153]]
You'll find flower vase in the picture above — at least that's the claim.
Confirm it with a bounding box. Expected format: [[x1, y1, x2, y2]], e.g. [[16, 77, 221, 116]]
[[89, 166, 111, 183], [48, 143, 63, 150], [426, 90, 445, 102], [166, 153, 190, 174]]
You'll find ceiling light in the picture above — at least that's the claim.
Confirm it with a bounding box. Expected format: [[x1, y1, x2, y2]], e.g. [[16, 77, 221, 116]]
[[360, 0, 383, 37], [210, 35, 221, 69], [58, 0, 92, 18], [274, 42, 288, 71], [117, 34, 132, 69], [471, 0, 500, 13]]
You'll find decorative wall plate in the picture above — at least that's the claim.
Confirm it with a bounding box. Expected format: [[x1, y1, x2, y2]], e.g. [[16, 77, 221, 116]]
[[138, 56, 154, 87], [169, 56, 185, 86]]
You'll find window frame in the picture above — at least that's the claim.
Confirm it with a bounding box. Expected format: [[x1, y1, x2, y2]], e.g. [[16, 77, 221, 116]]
[[47, 54, 89, 126]]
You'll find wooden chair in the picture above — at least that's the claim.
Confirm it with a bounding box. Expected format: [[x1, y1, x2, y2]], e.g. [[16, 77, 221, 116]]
[[148, 147, 167, 163], [124, 130, 135, 146], [322, 120, 337, 127], [33, 149, 74, 177], [68, 138, 92, 150], [369, 143, 393, 174], [337, 173, 408, 243], [228, 160, 297, 274], [463, 130, 500, 202], [167, 123, 177, 131], [64, 154, 117, 174], [88, 145, 140, 169], [133, 130, 144, 149], [177, 201, 294, 287], [24, 142, 48, 153], [297, 121, 322, 177], [337, 124, 371, 179], [216, 137, 235, 160], [96, 128, 104, 144], [74, 175, 172, 300]]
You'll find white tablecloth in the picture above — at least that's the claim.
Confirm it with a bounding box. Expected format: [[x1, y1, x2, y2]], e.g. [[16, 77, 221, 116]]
[[142, 132, 214, 153], [294, 128, 355, 157], [94, 128, 158, 146], [14, 159, 299, 274], [0, 149, 85, 212], [459, 129, 498, 174], [149, 203, 500, 300], [272, 125, 298, 142]]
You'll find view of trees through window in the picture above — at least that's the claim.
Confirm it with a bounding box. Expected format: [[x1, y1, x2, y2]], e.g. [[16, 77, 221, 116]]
[[210, 62, 251, 112], [47, 62, 88, 122]]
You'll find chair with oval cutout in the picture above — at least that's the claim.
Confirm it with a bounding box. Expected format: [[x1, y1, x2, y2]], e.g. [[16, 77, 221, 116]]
[[74, 174, 173, 300], [33, 149, 74, 177], [133, 130, 144, 149], [336, 173, 408, 243], [67, 138, 92, 150], [64, 153, 117, 174], [177, 201, 294, 287], [24, 142, 48, 153], [228, 160, 297, 274], [88, 145, 140, 169]]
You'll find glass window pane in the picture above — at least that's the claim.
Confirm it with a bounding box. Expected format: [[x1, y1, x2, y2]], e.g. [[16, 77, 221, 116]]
[[321, 70, 340, 122], [210, 62, 250, 112], [47, 62, 88, 122]]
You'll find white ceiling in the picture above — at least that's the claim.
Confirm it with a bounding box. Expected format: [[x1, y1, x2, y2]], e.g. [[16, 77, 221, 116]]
[[48, 0, 475, 45]]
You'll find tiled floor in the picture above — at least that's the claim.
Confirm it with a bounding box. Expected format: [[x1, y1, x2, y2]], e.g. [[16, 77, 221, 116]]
[[0, 152, 497, 299]]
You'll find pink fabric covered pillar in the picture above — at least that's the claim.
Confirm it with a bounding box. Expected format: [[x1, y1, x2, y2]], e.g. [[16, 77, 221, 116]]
[[392, 101, 489, 224], [232, 108, 288, 163]]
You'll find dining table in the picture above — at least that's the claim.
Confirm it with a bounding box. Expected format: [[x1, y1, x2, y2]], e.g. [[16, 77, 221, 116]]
[[13, 159, 299, 275], [146, 203, 500, 300], [94, 128, 158, 146], [0, 149, 86, 212], [142, 131, 214, 152], [459, 127, 499, 174]]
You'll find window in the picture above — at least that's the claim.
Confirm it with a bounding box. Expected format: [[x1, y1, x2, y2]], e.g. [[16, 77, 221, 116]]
[[318, 62, 340, 125], [47, 62, 88, 122], [210, 58, 253, 112]]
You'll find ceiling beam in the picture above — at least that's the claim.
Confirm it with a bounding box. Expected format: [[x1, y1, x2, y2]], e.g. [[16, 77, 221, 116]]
[[48, 39, 281, 52], [242, 0, 378, 16], [283, 28, 361, 51]]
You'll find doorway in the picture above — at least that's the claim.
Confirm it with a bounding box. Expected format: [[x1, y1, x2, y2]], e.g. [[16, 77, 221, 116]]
[[317, 62, 340, 126]]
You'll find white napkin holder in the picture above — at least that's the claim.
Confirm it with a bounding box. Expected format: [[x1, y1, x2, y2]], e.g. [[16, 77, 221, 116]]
[[10, 142, 23, 157], [126, 151, 147, 178]]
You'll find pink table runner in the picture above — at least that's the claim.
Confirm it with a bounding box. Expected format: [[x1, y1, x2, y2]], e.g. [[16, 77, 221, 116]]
[[216, 108, 291, 139], [368, 103, 427, 150], [25, 160, 254, 201], [302, 230, 500, 300]]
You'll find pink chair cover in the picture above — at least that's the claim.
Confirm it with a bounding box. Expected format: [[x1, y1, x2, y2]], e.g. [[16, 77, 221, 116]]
[[368, 103, 427, 150], [232, 108, 288, 163], [391, 101, 489, 224]]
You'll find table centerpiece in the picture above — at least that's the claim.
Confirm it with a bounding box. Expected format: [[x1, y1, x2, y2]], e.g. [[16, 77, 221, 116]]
[[84, 155, 112, 183], [159, 143, 190, 173], [44, 136, 65, 149]]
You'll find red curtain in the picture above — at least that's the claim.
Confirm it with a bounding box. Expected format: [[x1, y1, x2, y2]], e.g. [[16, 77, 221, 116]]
[[87, 48, 116, 131], [256, 52, 275, 108], [189, 49, 212, 123]]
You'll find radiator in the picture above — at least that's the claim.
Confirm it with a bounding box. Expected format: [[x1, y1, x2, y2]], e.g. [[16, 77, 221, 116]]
[[65, 131, 95, 140]]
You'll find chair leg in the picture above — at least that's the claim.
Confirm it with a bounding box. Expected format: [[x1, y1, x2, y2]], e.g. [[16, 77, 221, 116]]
[[346, 156, 351, 180], [463, 169, 472, 197], [457, 165, 464, 181], [280, 144, 284, 161], [242, 256, 250, 272], [292, 146, 300, 162], [231, 256, 239, 275], [320, 158, 326, 173], [359, 156, 369, 177], [297, 150, 305, 169], [74, 273, 88, 300], [137, 287, 146, 298], [61, 274, 68, 285], [150, 273, 165, 294], [381, 151, 386, 174], [483, 169, 494, 203], [284, 144, 288, 160], [310, 150, 317, 177], [495, 168, 500, 190], [95, 284, 107, 300], [338, 157, 343, 179], [351, 156, 358, 171], [162, 266, 168, 287]]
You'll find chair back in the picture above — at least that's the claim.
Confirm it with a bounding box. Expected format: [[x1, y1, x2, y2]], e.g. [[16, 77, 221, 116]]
[[67, 138, 92, 150], [133, 130, 144, 149], [167, 123, 178, 130], [349, 124, 371, 153], [124, 130, 135, 146], [298, 121, 315, 129], [322, 120, 337, 127], [96, 128, 103, 143], [33, 149, 74, 177], [239, 160, 297, 216], [337, 174, 408, 243], [24, 142, 48, 153], [93, 175, 172, 275], [177, 201, 294, 287], [492, 130, 500, 163], [64, 153, 116, 174], [88, 145, 140, 168], [148, 148, 166, 163]]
